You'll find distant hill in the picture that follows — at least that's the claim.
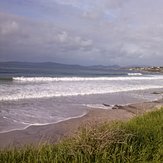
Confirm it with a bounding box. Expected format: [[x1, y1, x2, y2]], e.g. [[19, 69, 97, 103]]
[[0, 62, 120, 70]]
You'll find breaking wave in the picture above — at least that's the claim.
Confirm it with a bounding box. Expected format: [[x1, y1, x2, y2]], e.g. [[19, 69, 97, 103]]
[[0, 75, 163, 101], [12, 75, 163, 82], [128, 73, 142, 76]]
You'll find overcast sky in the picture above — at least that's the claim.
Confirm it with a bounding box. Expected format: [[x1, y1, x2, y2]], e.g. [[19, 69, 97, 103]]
[[0, 0, 163, 66]]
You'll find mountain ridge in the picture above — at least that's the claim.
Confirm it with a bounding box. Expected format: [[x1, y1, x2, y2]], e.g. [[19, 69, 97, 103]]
[[0, 61, 120, 70]]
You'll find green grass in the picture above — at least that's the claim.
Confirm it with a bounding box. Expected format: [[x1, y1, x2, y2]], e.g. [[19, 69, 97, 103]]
[[0, 107, 163, 163]]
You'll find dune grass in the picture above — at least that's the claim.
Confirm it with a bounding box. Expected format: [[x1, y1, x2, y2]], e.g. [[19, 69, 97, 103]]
[[0, 107, 163, 163]]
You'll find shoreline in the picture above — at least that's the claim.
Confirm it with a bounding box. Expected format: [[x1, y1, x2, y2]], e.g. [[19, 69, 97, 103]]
[[0, 98, 160, 135], [1, 87, 162, 134], [0, 99, 163, 149], [0, 111, 88, 134]]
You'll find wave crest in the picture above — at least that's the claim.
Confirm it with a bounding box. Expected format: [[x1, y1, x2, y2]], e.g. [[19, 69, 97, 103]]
[[12, 75, 163, 82], [128, 73, 142, 76]]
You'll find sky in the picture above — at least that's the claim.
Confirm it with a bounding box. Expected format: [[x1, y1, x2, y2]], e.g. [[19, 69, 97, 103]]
[[0, 0, 163, 66]]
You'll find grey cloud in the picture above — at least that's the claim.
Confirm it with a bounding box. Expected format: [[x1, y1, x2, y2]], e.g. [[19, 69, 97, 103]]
[[0, 0, 163, 66], [0, 12, 95, 63]]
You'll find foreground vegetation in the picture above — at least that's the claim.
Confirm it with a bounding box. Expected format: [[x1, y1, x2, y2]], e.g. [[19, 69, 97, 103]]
[[0, 108, 163, 163]]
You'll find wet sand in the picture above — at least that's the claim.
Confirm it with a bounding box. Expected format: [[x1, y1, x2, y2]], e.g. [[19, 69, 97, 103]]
[[0, 99, 163, 149]]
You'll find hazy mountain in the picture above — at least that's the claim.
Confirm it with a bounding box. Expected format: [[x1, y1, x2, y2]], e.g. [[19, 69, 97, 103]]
[[0, 62, 120, 70]]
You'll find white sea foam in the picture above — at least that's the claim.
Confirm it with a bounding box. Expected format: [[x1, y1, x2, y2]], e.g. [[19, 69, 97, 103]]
[[85, 104, 113, 110], [0, 112, 87, 133], [128, 73, 142, 76], [13, 75, 163, 82], [0, 75, 163, 101], [0, 85, 163, 101]]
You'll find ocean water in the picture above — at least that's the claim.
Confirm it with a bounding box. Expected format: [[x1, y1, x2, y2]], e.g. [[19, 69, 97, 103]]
[[0, 63, 163, 133]]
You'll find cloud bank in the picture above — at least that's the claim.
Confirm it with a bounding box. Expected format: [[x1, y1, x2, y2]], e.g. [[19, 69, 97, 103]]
[[0, 0, 163, 66]]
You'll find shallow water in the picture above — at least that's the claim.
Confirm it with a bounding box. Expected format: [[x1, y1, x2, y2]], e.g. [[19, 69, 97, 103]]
[[0, 88, 162, 133]]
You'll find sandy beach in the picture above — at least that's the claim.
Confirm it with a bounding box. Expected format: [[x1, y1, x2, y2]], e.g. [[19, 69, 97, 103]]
[[0, 98, 162, 149]]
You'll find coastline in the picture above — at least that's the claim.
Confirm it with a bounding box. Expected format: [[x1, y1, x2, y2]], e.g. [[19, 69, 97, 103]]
[[0, 111, 88, 134], [0, 98, 162, 149]]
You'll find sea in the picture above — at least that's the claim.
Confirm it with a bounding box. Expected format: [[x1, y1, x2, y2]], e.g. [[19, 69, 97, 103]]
[[0, 62, 163, 133]]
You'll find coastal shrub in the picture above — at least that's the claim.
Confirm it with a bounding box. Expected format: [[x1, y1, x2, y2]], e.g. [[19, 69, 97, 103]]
[[0, 107, 163, 163]]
